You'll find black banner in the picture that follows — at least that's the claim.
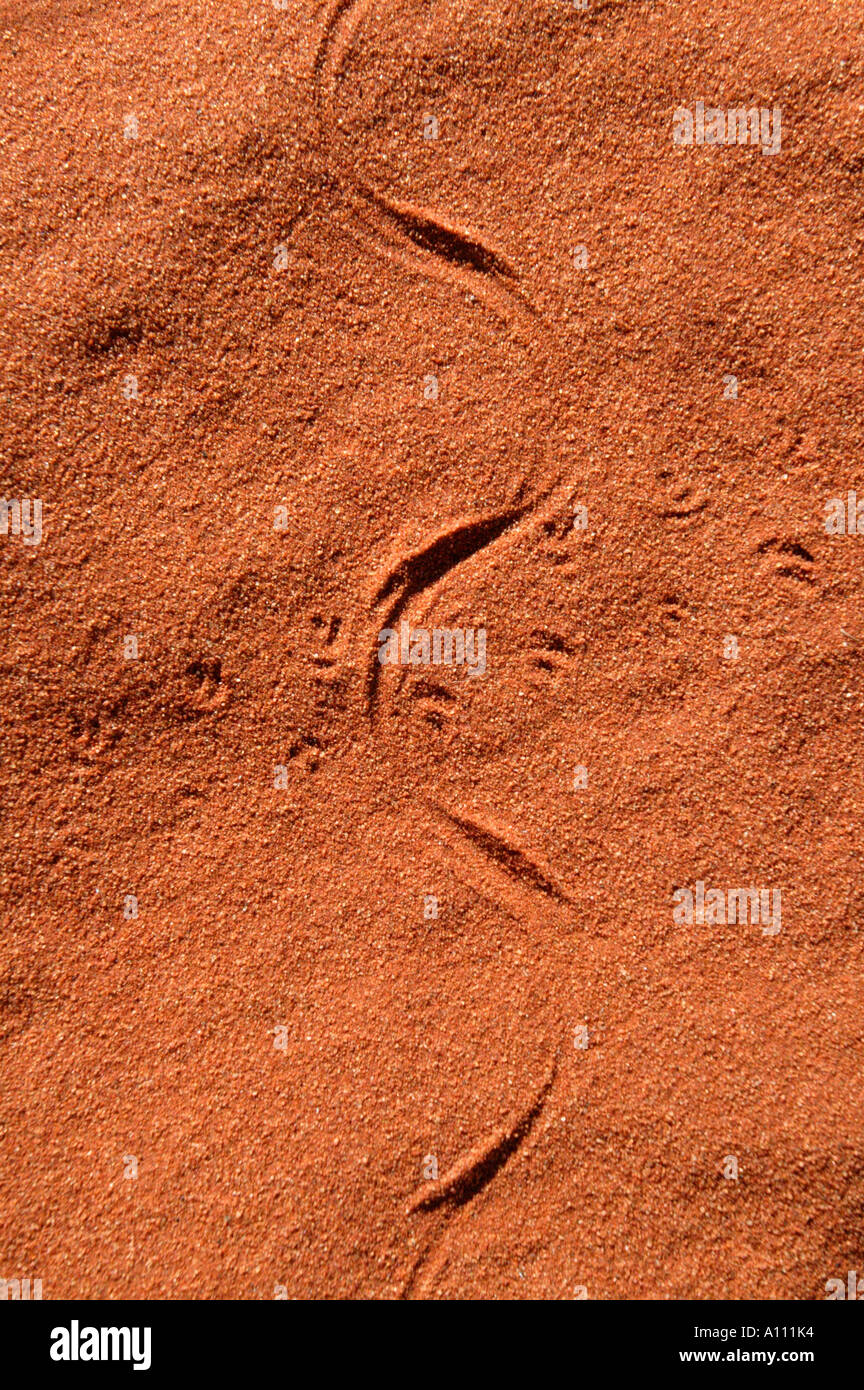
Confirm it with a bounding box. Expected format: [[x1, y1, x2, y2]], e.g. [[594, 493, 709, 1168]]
[[3, 1299, 857, 1378]]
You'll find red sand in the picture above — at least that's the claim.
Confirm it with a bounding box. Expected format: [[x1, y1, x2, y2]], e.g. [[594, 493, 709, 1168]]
[[1, 0, 863, 1299]]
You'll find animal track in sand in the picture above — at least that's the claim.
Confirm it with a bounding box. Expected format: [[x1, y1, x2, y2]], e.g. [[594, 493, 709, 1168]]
[[362, 481, 586, 721], [400, 1044, 561, 1297], [362, 506, 527, 716], [311, 2, 585, 1294], [754, 536, 818, 588], [429, 801, 576, 913], [312, 0, 542, 330]]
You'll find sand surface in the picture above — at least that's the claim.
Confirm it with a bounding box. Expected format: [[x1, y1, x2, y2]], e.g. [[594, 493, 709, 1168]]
[[2, 0, 863, 1299]]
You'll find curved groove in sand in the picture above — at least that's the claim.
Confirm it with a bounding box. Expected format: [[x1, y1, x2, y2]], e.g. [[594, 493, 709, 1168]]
[[363, 481, 583, 720], [430, 802, 576, 910], [400, 1043, 561, 1297], [363, 505, 528, 715], [312, 0, 540, 327], [310, 6, 580, 1294]]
